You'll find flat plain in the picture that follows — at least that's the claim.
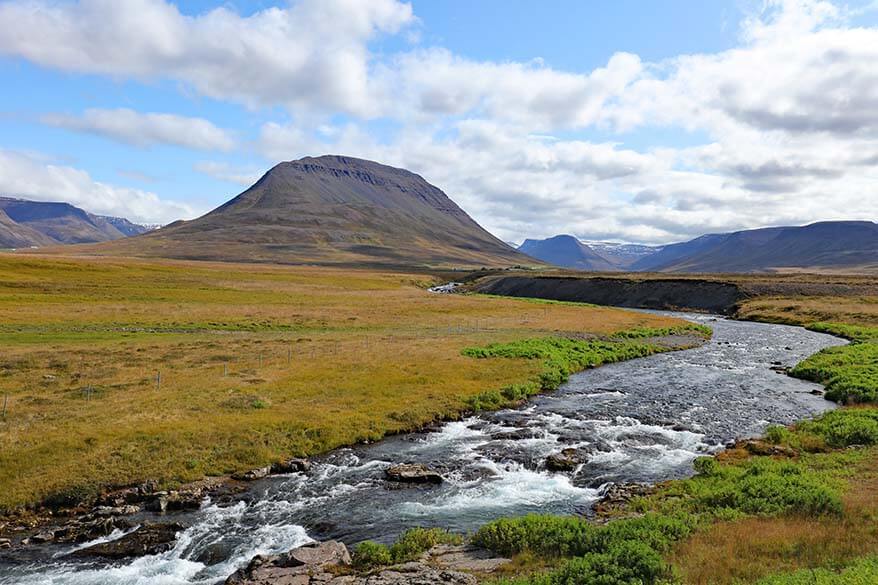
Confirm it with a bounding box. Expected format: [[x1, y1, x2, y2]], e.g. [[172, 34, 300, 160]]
[[0, 254, 684, 511]]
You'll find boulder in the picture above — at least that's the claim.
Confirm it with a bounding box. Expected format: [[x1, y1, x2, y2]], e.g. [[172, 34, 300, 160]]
[[271, 458, 311, 475], [225, 541, 351, 584], [429, 544, 510, 573], [545, 448, 585, 472], [384, 464, 443, 484], [72, 522, 184, 558], [232, 467, 272, 482], [594, 483, 654, 518], [281, 540, 351, 568]]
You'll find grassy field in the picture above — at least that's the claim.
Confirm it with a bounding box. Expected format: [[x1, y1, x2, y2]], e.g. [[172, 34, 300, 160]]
[[462, 293, 878, 584], [0, 254, 687, 512]]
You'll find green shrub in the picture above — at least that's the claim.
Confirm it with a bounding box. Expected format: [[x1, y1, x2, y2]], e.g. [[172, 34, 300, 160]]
[[353, 528, 462, 569], [796, 408, 878, 448], [388, 527, 461, 563], [764, 424, 791, 445], [473, 513, 692, 559], [676, 457, 842, 517], [352, 541, 392, 568]]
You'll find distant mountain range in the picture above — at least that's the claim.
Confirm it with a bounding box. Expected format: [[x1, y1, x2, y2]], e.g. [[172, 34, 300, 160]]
[[4, 154, 875, 274], [519, 222, 878, 273], [518, 235, 619, 271], [84, 155, 535, 268], [0, 197, 153, 249]]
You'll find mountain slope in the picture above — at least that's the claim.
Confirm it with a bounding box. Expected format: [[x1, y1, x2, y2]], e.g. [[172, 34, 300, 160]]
[[0, 208, 58, 248], [92, 155, 536, 268], [518, 235, 617, 271], [634, 221, 878, 273], [0, 197, 154, 247]]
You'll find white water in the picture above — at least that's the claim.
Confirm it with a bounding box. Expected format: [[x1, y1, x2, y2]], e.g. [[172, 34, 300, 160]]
[[0, 313, 844, 585]]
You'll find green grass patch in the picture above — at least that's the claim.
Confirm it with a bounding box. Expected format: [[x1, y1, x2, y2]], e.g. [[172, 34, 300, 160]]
[[791, 333, 878, 404], [806, 322, 878, 343], [462, 337, 663, 411], [460, 323, 709, 411], [753, 556, 878, 584], [794, 408, 878, 448], [608, 323, 712, 339]]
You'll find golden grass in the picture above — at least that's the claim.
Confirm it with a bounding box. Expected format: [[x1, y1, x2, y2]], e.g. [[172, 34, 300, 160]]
[[737, 296, 878, 327], [670, 447, 878, 585], [0, 254, 682, 511]]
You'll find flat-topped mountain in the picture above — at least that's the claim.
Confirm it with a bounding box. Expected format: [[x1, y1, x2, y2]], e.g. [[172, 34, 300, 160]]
[[518, 235, 617, 271], [93, 155, 535, 268], [0, 197, 151, 248]]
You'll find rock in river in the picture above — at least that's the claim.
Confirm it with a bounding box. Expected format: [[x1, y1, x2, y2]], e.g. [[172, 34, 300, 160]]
[[384, 464, 443, 484], [545, 448, 586, 471], [72, 522, 184, 559]]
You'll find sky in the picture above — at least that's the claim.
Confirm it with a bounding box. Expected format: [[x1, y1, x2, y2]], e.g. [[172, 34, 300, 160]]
[[0, 0, 876, 244]]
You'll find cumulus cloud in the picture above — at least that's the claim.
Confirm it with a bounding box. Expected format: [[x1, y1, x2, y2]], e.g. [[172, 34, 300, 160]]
[[42, 108, 235, 151], [2, 0, 877, 243], [0, 0, 414, 115], [0, 150, 195, 224]]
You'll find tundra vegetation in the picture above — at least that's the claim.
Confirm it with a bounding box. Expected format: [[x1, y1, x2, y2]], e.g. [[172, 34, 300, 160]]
[[0, 254, 685, 511], [463, 313, 878, 584]]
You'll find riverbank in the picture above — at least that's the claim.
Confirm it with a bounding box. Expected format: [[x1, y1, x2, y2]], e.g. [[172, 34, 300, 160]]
[[467, 317, 878, 584], [0, 255, 696, 513]]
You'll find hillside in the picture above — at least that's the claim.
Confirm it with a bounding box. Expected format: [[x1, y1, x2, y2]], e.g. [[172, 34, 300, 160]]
[[633, 221, 878, 273], [518, 235, 617, 271], [89, 155, 536, 268], [0, 197, 151, 247]]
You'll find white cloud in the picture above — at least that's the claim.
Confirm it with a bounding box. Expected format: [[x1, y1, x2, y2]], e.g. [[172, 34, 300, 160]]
[[42, 108, 235, 151], [2, 0, 877, 243], [0, 0, 414, 116], [0, 150, 195, 224]]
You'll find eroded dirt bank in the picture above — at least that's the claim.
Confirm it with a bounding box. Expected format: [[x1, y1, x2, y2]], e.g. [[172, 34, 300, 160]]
[[474, 275, 746, 314]]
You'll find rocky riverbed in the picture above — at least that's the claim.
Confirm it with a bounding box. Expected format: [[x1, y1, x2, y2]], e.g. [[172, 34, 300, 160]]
[[0, 313, 844, 585]]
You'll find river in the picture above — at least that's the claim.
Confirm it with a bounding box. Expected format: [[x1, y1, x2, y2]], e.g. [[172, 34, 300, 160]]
[[0, 312, 845, 585]]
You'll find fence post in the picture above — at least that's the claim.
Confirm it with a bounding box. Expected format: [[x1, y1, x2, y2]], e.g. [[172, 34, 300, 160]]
[[2, 394, 7, 418], [224, 362, 228, 377], [156, 371, 161, 391]]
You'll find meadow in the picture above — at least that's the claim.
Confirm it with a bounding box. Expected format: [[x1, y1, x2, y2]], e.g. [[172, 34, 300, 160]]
[[0, 254, 685, 511]]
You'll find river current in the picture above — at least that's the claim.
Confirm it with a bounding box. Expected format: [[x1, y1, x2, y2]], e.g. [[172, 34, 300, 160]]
[[0, 312, 845, 585]]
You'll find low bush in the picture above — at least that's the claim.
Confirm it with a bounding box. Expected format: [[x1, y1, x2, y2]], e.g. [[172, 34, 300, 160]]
[[492, 541, 668, 585], [352, 540, 392, 569], [352, 528, 461, 569], [473, 513, 693, 560], [477, 514, 690, 585], [796, 408, 878, 448], [676, 456, 842, 517]]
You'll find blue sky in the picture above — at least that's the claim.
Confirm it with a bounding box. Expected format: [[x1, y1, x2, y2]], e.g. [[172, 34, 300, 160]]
[[0, 0, 876, 243]]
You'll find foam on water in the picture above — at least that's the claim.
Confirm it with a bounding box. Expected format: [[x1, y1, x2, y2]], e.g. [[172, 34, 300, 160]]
[[3, 502, 312, 585], [2, 312, 845, 584]]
